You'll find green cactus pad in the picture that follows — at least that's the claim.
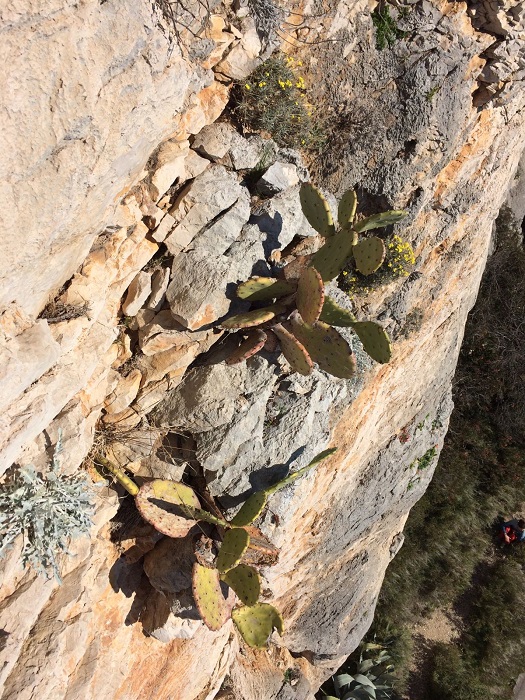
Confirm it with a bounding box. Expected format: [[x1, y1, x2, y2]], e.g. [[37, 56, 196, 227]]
[[236, 277, 296, 302], [352, 236, 386, 276], [265, 447, 338, 495], [290, 313, 357, 379], [135, 480, 200, 538], [338, 188, 358, 229], [222, 564, 261, 606], [192, 563, 229, 631], [310, 230, 356, 282], [226, 329, 267, 365], [217, 527, 250, 573], [232, 603, 284, 648], [296, 266, 325, 325], [319, 296, 357, 326], [220, 304, 285, 330], [354, 210, 407, 233], [180, 505, 230, 528], [351, 321, 392, 364], [299, 183, 335, 237], [272, 323, 313, 375], [230, 491, 268, 527]]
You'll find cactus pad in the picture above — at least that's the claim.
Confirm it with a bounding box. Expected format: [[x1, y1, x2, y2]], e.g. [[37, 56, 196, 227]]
[[222, 564, 261, 606], [135, 480, 200, 538], [353, 236, 386, 276], [236, 277, 296, 302], [272, 324, 313, 376], [290, 313, 357, 379], [296, 266, 325, 325], [192, 563, 229, 631], [230, 491, 268, 527], [310, 230, 356, 282], [232, 603, 284, 648], [351, 321, 392, 364], [299, 183, 335, 237], [243, 526, 280, 566], [354, 210, 407, 233], [319, 296, 357, 326], [338, 188, 358, 229], [220, 304, 285, 330], [266, 447, 338, 494], [217, 527, 250, 573], [226, 329, 267, 365]]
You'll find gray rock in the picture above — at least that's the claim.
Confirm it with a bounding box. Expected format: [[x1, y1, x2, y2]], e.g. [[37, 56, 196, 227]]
[[191, 185, 251, 255], [256, 162, 300, 196], [191, 122, 236, 160], [229, 133, 276, 170], [165, 165, 243, 255]]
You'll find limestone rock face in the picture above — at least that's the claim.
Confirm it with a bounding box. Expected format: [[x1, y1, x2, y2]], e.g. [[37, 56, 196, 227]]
[[1, 0, 525, 699]]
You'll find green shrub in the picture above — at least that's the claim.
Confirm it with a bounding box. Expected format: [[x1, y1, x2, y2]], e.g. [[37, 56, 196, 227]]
[[429, 644, 491, 700], [230, 55, 324, 149], [371, 6, 407, 50]]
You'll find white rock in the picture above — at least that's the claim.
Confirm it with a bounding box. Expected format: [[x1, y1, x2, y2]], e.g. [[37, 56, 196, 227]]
[[151, 213, 175, 243], [192, 122, 236, 160], [256, 162, 300, 195], [150, 140, 189, 198], [104, 369, 142, 414], [147, 267, 171, 311], [184, 150, 210, 179], [121, 271, 153, 316]]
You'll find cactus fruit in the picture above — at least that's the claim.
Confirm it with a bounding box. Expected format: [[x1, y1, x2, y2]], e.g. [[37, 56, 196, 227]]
[[265, 447, 338, 494], [352, 236, 386, 276], [232, 603, 284, 648], [338, 188, 358, 229], [354, 210, 407, 233], [296, 266, 325, 325], [272, 324, 313, 376], [236, 277, 296, 302], [230, 491, 268, 527], [299, 183, 335, 238], [216, 527, 250, 573], [290, 313, 356, 379], [192, 563, 230, 631], [319, 296, 357, 326], [226, 329, 267, 365], [220, 304, 285, 330], [222, 564, 261, 606], [351, 321, 392, 364], [310, 230, 357, 283], [135, 480, 200, 538]]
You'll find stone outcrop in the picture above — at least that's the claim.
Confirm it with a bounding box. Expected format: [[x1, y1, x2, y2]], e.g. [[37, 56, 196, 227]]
[[1, 0, 525, 699]]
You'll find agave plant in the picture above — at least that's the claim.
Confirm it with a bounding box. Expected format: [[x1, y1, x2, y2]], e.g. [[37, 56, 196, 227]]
[[321, 644, 397, 700], [220, 183, 406, 378], [97, 448, 335, 648]]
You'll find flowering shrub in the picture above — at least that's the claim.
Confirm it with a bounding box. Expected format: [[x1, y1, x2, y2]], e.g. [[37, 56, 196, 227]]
[[230, 55, 323, 149], [339, 235, 415, 298]]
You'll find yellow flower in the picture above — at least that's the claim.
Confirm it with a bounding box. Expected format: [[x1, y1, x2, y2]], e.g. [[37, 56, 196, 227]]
[[259, 81, 266, 87], [297, 60, 303, 66], [245, 84, 251, 90]]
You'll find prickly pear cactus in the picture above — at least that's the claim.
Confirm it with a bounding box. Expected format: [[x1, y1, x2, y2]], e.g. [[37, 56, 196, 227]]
[[351, 320, 392, 364], [296, 266, 325, 325], [222, 564, 261, 606], [236, 277, 296, 302], [265, 447, 337, 494], [230, 491, 268, 527], [319, 296, 357, 326], [226, 329, 267, 365], [272, 323, 313, 375], [192, 563, 230, 631], [220, 304, 285, 329], [310, 230, 357, 282], [353, 236, 386, 276], [354, 210, 407, 233], [135, 480, 200, 538], [217, 527, 250, 573], [299, 182, 335, 237], [338, 188, 358, 229], [290, 313, 356, 379], [232, 603, 284, 648]]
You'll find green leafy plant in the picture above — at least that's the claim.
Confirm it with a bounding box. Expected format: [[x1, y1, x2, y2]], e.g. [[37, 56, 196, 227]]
[[220, 183, 407, 377], [0, 433, 95, 581], [230, 55, 324, 149], [321, 643, 397, 699], [371, 6, 407, 50], [97, 448, 336, 648]]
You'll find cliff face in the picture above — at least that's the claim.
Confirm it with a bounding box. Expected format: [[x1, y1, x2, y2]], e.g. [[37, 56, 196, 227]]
[[1, 1, 524, 699]]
